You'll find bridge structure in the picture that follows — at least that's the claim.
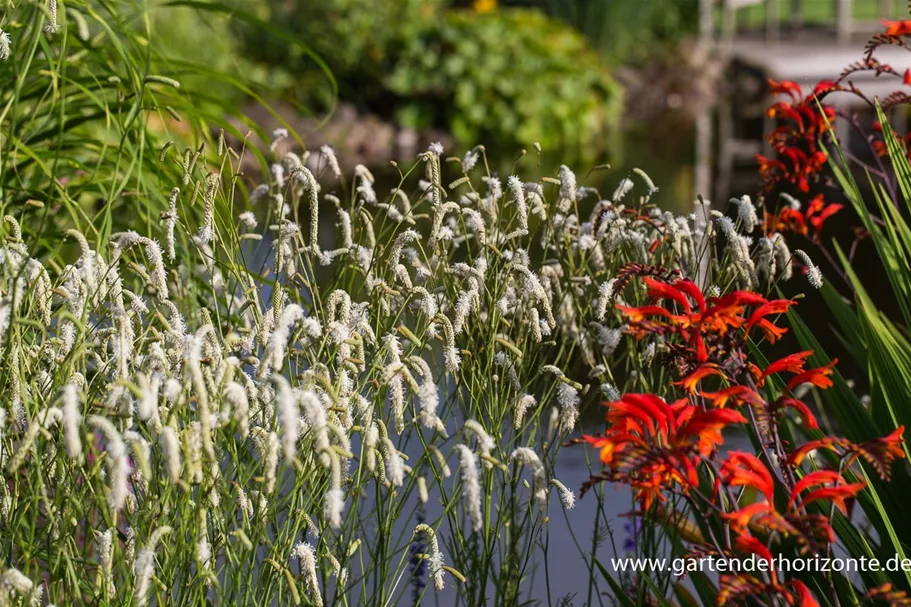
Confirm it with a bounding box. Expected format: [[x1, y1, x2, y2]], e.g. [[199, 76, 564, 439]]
[[694, 0, 911, 201]]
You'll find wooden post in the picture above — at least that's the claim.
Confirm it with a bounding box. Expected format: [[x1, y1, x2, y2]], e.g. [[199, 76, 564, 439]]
[[699, 0, 713, 47], [694, 0, 714, 244], [836, 0, 852, 44], [766, 0, 780, 42], [881, 0, 893, 18], [717, 95, 735, 208], [791, 0, 803, 30], [722, 1, 737, 56], [693, 197, 712, 290]]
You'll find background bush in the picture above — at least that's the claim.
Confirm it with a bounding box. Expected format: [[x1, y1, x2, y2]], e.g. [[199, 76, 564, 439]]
[[386, 8, 622, 157], [236, 1, 622, 159]]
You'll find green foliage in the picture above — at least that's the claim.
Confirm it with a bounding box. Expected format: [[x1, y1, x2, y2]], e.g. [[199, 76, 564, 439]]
[[149, 2, 259, 103], [791, 104, 911, 596], [386, 8, 622, 158], [237, 0, 441, 108], [507, 0, 700, 64], [0, 0, 299, 256], [237, 2, 621, 158]]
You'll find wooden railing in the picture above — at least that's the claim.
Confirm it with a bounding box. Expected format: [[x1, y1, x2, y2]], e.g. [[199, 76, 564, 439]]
[[718, 0, 900, 44]]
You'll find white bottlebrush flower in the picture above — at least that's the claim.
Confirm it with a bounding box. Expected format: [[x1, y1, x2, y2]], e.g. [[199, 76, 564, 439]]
[[164, 187, 179, 261], [409, 356, 441, 431], [249, 183, 270, 205], [732, 195, 758, 233], [293, 542, 323, 607], [795, 249, 823, 289], [755, 236, 776, 281], [324, 452, 345, 529], [300, 390, 330, 465], [272, 376, 299, 462], [264, 304, 304, 375], [269, 128, 288, 152], [320, 144, 341, 178], [771, 232, 793, 281], [263, 431, 280, 494], [714, 215, 757, 287], [62, 383, 83, 461], [136, 373, 161, 430], [97, 528, 115, 596], [364, 423, 379, 473], [88, 416, 131, 512], [454, 444, 482, 532], [591, 323, 623, 356], [514, 394, 536, 428], [417, 477, 429, 504], [612, 177, 634, 202], [134, 527, 172, 607], [0, 568, 33, 595], [224, 382, 249, 438], [556, 382, 580, 434], [463, 420, 495, 467], [632, 167, 658, 196], [780, 192, 802, 210], [641, 341, 657, 365], [290, 166, 320, 254], [0, 30, 10, 61], [159, 425, 181, 483], [511, 447, 546, 506], [506, 176, 529, 239], [600, 382, 621, 401], [462, 147, 480, 172], [558, 165, 577, 211], [414, 524, 446, 591], [384, 437, 405, 487], [238, 211, 257, 230], [141, 238, 168, 299], [0, 299, 10, 357], [550, 479, 576, 509]]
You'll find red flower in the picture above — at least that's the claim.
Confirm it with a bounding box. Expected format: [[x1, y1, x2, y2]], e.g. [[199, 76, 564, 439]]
[[883, 20, 911, 36], [721, 452, 775, 501], [766, 194, 842, 243], [788, 470, 865, 515], [700, 385, 763, 408], [675, 364, 726, 394], [583, 393, 745, 509], [786, 359, 837, 392], [759, 351, 813, 385], [790, 426, 906, 481], [775, 397, 819, 429]]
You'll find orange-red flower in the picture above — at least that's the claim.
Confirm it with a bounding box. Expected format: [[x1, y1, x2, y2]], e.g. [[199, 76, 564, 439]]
[[786, 359, 837, 392], [675, 364, 726, 394], [788, 470, 865, 515], [617, 273, 790, 369], [790, 426, 906, 480], [759, 351, 813, 385], [766, 194, 842, 243], [760, 78, 836, 198], [721, 452, 775, 501], [775, 397, 819, 429], [883, 20, 911, 36], [583, 394, 746, 509], [700, 385, 763, 408]]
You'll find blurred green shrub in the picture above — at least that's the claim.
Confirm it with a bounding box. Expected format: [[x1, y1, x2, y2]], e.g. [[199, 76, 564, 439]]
[[509, 0, 699, 64], [237, 2, 621, 158], [237, 0, 441, 109], [386, 8, 622, 156]]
